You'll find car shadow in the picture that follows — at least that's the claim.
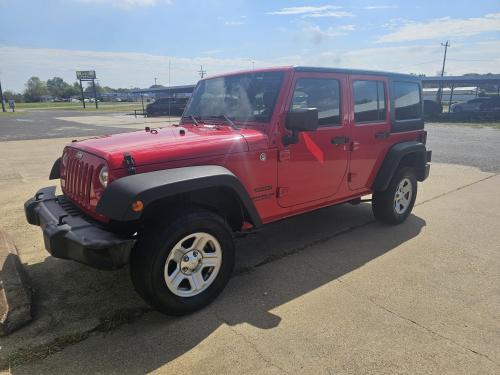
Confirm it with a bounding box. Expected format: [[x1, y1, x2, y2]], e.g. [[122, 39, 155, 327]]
[[13, 203, 426, 373]]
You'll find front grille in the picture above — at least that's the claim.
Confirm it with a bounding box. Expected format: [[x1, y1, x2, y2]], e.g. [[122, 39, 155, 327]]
[[64, 154, 94, 206]]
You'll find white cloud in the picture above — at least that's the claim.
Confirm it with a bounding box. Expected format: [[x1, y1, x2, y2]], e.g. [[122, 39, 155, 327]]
[[0, 47, 261, 92], [201, 49, 223, 55], [340, 25, 355, 31], [268, 5, 340, 15], [364, 5, 398, 10], [75, 0, 172, 9], [303, 11, 353, 18], [1, 42, 499, 92], [302, 25, 348, 44], [378, 13, 500, 43], [224, 20, 245, 26], [267, 5, 352, 18]]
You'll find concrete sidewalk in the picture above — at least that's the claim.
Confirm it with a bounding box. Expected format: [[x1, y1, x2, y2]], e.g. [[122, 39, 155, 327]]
[[7, 171, 500, 374], [0, 136, 499, 373]]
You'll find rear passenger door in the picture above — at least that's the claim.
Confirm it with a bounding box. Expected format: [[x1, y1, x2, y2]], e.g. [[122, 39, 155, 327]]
[[348, 75, 390, 191]]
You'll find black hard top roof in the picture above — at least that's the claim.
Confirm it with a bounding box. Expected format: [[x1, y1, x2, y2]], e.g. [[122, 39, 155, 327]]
[[293, 66, 420, 81]]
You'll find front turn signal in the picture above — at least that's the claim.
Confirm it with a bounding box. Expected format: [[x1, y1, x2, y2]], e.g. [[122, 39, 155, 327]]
[[131, 200, 144, 212]]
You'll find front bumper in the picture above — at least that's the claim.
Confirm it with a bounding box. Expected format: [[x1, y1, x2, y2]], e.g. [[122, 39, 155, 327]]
[[24, 186, 135, 270]]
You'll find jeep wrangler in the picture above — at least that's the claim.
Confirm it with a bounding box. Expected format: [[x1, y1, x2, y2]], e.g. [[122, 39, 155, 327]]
[[25, 67, 431, 315]]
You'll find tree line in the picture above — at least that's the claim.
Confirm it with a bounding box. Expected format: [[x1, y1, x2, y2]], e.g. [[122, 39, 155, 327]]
[[2, 76, 133, 103]]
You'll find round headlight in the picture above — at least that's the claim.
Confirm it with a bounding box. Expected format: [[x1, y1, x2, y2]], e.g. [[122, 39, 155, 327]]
[[99, 166, 109, 187]]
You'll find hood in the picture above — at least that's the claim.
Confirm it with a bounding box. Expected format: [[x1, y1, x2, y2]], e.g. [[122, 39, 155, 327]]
[[70, 125, 264, 169]]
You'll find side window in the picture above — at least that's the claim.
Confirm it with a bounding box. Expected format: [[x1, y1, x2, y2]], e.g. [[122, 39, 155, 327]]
[[291, 78, 341, 126], [353, 80, 386, 123], [394, 82, 422, 120]]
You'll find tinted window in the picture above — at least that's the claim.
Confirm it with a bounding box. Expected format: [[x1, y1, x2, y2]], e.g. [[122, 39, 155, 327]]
[[184, 72, 283, 123], [394, 82, 422, 120], [291, 78, 341, 126], [353, 80, 386, 123]]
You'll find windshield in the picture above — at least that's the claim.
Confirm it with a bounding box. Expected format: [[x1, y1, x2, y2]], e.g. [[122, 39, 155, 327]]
[[184, 72, 284, 123]]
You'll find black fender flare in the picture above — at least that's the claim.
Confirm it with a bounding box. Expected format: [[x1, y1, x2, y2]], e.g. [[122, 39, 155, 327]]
[[96, 165, 262, 226], [373, 141, 429, 191], [49, 157, 61, 180]]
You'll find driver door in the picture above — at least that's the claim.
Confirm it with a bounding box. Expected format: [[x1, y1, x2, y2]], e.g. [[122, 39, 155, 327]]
[[277, 72, 350, 208]]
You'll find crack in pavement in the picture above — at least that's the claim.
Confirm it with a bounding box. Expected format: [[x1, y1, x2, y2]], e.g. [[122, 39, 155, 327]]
[[6, 173, 497, 369], [334, 278, 499, 368], [415, 173, 499, 207]]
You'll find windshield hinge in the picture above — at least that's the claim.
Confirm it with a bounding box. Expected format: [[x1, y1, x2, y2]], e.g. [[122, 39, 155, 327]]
[[123, 152, 136, 175]]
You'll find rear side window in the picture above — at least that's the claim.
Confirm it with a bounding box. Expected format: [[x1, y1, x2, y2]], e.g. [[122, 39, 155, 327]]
[[291, 78, 341, 126], [394, 82, 422, 120], [353, 80, 386, 123]]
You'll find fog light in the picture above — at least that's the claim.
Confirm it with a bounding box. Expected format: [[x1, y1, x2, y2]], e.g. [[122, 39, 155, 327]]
[[131, 200, 144, 212]]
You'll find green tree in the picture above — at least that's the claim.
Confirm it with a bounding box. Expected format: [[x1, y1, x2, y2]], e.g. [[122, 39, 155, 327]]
[[24, 77, 48, 102], [62, 82, 81, 98], [47, 77, 71, 98]]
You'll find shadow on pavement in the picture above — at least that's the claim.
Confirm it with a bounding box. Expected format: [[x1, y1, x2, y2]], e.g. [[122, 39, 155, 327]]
[[10, 202, 426, 373]]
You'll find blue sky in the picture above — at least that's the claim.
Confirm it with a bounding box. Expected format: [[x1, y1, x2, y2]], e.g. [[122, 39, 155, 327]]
[[1, 0, 499, 91]]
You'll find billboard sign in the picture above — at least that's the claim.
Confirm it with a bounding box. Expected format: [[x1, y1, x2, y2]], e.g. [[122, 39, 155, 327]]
[[76, 70, 96, 80]]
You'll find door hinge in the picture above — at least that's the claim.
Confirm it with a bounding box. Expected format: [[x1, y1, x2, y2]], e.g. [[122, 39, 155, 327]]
[[277, 187, 289, 197]]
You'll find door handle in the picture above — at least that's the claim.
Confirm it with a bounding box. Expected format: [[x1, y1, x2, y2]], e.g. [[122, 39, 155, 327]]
[[331, 136, 349, 145], [375, 132, 390, 140]]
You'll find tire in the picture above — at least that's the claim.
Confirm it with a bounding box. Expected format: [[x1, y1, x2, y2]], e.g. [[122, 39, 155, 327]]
[[372, 167, 417, 225], [130, 209, 235, 315]]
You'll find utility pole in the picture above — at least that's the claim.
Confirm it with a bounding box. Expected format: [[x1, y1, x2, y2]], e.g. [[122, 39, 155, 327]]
[[0, 80, 5, 112], [154, 77, 158, 86], [437, 41, 450, 104], [198, 65, 206, 79]]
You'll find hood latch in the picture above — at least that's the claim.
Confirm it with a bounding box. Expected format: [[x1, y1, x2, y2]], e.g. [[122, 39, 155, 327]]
[[123, 152, 136, 175]]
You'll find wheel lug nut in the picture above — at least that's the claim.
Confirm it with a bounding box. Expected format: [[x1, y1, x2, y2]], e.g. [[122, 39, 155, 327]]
[[182, 267, 188, 272], [193, 251, 198, 257], [183, 255, 189, 262]]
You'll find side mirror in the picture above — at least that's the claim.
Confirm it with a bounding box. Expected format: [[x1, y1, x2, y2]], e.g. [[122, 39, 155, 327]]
[[283, 108, 319, 145], [286, 108, 319, 132]]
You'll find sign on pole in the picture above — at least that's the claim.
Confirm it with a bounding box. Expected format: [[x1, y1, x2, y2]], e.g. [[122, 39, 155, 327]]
[[76, 70, 98, 109], [76, 70, 96, 80]]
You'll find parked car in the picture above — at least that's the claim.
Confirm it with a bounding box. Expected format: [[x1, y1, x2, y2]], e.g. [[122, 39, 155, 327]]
[[25, 67, 431, 316], [478, 96, 500, 112], [146, 97, 189, 116], [450, 97, 491, 113]]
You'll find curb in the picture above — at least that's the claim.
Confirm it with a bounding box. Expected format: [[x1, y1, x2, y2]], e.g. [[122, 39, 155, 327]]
[[0, 230, 32, 335]]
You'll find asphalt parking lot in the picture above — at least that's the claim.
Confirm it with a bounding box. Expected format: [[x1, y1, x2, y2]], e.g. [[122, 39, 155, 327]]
[[0, 110, 499, 374]]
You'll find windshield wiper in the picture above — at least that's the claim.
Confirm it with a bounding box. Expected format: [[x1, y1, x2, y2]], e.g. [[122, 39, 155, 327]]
[[181, 114, 199, 126], [210, 115, 239, 130]]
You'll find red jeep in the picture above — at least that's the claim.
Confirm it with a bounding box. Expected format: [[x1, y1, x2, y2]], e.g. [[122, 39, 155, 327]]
[[25, 67, 431, 315]]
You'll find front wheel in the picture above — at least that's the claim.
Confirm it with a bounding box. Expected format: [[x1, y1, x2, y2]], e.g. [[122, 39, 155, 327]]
[[372, 167, 417, 225], [130, 209, 235, 315]]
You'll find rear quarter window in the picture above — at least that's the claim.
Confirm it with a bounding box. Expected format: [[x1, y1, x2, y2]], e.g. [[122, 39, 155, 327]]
[[394, 82, 422, 121]]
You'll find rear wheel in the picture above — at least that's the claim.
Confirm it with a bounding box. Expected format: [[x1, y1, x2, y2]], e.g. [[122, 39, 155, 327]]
[[372, 167, 417, 225], [130, 209, 235, 315]]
